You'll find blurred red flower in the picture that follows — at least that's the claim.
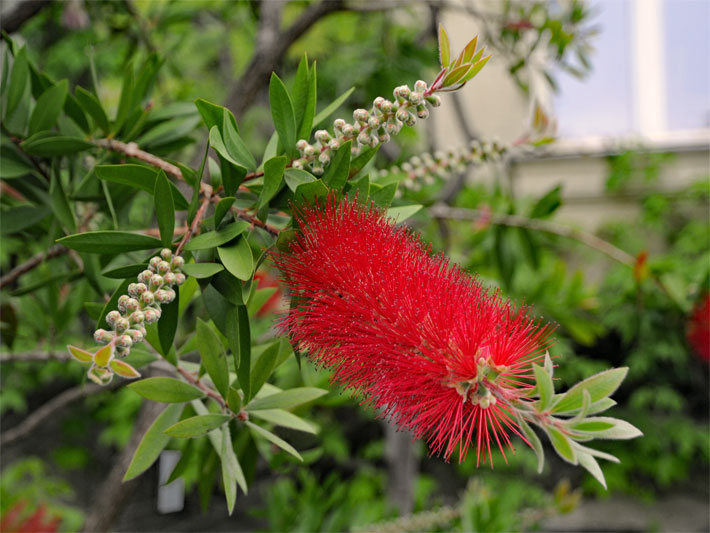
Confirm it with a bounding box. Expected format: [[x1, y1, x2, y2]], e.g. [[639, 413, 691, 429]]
[[687, 293, 710, 363], [0, 501, 61, 533], [274, 196, 554, 464]]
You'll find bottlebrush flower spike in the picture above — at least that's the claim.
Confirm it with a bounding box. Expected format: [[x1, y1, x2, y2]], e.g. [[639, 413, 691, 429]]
[[273, 196, 555, 464]]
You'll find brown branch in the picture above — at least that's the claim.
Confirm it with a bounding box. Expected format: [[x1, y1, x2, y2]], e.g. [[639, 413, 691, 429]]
[[82, 399, 164, 533], [226, 0, 345, 118], [175, 194, 212, 256], [0, 351, 70, 362], [428, 204, 637, 267], [0, 0, 52, 33], [0, 381, 119, 446], [231, 206, 280, 237], [93, 139, 184, 182], [0, 244, 68, 290]]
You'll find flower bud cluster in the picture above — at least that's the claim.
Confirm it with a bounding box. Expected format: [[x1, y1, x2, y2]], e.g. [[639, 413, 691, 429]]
[[93, 248, 186, 363], [381, 139, 507, 194], [293, 81, 442, 175]]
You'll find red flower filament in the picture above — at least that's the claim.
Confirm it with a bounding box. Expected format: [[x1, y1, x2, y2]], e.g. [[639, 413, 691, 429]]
[[274, 197, 555, 465]]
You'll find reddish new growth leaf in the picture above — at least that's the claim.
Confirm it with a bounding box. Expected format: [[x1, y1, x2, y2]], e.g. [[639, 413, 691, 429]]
[[274, 196, 555, 465]]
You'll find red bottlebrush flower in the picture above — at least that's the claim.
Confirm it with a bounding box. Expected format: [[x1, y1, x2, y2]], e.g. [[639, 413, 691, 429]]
[[274, 196, 554, 465], [253, 270, 284, 317], [687, 293, 710, 363]]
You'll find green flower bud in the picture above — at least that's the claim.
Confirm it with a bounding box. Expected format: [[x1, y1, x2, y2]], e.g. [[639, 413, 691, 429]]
[[149, 256, 162, 272], [157, 261, 171, 275], [138, 270, 154, 284], [115, 318, 130, 333], [117, 334, 133, 348], [129, 311, 145, 324], [150, 274, 164, 290], [163, 272, 177, 285], [160, 248, 173, 261], [125, 298, 139, 312], [128, 283, 147, 297], [174, 273, 186, 285]]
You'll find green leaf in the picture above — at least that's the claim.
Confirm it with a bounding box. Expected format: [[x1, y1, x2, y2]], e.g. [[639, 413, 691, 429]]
[[5, 46, 29, 119], [101, 263, 147, 279], [123, 403, 184, 481], [349, 145, 379, 179], [291, 54, 310, 134], [295, 180, 329, 204], [0, 206, 50, 235], [570, 417, 643, 440], [138, 115, 201, 148], [21, 134, 92, 157], [443, 63, 473, 86], [257, 155, 287, 209], [576, 451, 607, 489], [214, 196, 235, 226], [552, 367, 628, 413], [221, 109, 256, 170], [370, 183, 397, 208], [517, 415, 545, 473], [96, 164, 157, 193], [184, 221, 249, 251], [128, 377, 205, 403], [158, 291, 179, 355], [530, 185, 562, 219], [227, 387, 242, 413], [57, 231, 162, 254], [209, 126, 246, 171], [284, 168, 316, 191], [181, 263, 224, 279], [249, 409, 317, 434], [533, 363, 554, 411], [67, 345, 93, 364], [246, 387, 327, 411], [322, 140, 351, 190], [164, 414, 231, 438], [439, 25, 451, 67], [547, 426, 577, 464], [194, 98, 237, 133], [110, 359, 141, 378], [245, 421, 302, 461], [153, 171, 175, 247], [28, 79, 67, 135], [460, 55, 491, 83], [49, 170, 76, 233], [249, 341, 280, 399], [218, 237, 253, 281], [296, 58, 317, 142], [386, 204, 422, 222], [269, 73, 297, 155], [234, 304, 251, 401], [221, 425, 238, 515], [312, 86, 355, 128], [0, 146, 35, 178], [197, 318, 229, 399], [75, 86, 110, 133]]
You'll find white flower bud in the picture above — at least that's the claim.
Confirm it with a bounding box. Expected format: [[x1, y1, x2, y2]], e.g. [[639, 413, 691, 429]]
[[128, 283, 147, 297], [353, 108, 369, 124], [342, 124, 355, 137], [414, 80, 428, 92], [296, 139, 309, 151], [312, 166, 324, 176], [149, 256, 162, 272], [150, 274, 164, 289], [408, 91, 423, 105], [118, 295, 130, 313], [141, 291, 155, 305], [115, 318, 130, 333], [160, 248, 172, 261], [129, 311, 144, 324], [367, 117, 379, 129], [314, 130, 330, 143], [333, 118, 346, 131], [357, 131, 371, 145], [395, 108, 409, 123], [304, 144, 317, 157], [318, 152, 331, 165], [106, 310, 121, 327], [127, 328, 144, 344], [174, 273, 186, 285], [171, 255, 184, 271], [373, 96, 385, 108]]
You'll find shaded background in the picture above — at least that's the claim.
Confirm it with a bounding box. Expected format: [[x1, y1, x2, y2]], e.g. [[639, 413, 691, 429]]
[[1, 0, 708, 531]]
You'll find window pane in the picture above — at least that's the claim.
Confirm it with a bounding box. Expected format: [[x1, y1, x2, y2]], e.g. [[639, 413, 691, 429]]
[[663, 0, 710, 130]]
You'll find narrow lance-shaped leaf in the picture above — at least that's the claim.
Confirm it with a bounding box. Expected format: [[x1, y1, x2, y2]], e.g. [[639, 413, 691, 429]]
[[533, 363, 554, 411], [123, 403, 184, 481], [269, 73, 297, 155], [57, 231, 162, 254], [75, 86, 110, 133], [196, 318, 229, 399], [234, 305, 251, 401], [552, 367, 628, 413], [245, 421, 302, 461], [439, 25, 451, 67], [163, 414, 231, 438], [257, 155, 287, 209], [221, 425, 238, 515], [246, 387, 328, 411], [28, 79, 68, 135], [5, 46, 29, 119], [128, 377, 205, 403], [158, 289, 179, 355]]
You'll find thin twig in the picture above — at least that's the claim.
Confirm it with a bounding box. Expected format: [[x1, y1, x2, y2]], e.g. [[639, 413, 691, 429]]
[[428, 204, 636, 266], [93, 139, 184, 182], [0, 244, 69, 290], [0, 351, 70, 362], [231, 206, 281, 237], [175, 194, 212, 256], [0, 381, 119, 446]]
